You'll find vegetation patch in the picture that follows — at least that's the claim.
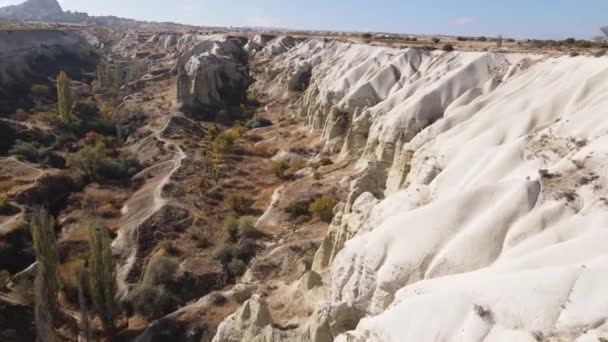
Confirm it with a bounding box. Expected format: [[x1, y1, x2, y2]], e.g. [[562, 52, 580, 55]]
[[309, 196, 336, 223], [223, 192, 253, 214], [68, 139, 141, 184], [130, 284, 179, 319]]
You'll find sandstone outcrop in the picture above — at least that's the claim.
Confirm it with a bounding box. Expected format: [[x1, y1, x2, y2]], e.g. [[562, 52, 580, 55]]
[[215, 39, 608, 341], [176, 37, 253, 118]]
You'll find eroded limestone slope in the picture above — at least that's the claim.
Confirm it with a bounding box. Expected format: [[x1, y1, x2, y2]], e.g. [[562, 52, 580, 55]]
[[215, 39, 608, 341]]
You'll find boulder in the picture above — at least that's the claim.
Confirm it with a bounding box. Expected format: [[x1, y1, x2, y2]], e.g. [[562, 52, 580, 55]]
[[176, 38, 253, 119], [177, 55, 252, 116]]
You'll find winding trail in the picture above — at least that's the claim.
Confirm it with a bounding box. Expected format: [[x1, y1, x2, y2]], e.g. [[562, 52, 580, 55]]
[[113, 114, 187, 298], [0, 157, 45, 235]]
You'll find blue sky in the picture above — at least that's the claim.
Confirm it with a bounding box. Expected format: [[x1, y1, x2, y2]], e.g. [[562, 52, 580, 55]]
[[2, 0, 607, 39]]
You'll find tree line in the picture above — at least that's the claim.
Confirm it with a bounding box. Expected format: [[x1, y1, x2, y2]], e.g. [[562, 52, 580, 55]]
[[31, 206, 116, 342]]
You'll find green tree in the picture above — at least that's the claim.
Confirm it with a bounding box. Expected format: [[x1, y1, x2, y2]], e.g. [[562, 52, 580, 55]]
[[87, 222, 117, 339], [30, 206, 59, 342], [126, 59, 147, 83], [68, 140, 107, 181], [111, 66, 122, 91], [77, 269, 92, 342], [56, 71, 73, 122], [96, 61, 113, 89]]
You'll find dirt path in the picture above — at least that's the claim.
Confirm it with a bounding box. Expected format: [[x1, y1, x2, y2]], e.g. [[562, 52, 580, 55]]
[[113, 113, 186, 298]]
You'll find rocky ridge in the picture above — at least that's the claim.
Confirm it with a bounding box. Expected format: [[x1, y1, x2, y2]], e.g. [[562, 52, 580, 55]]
[[0, 0, 63, 21], [213, 39, 608, 341], [2, 25, 608, 341]]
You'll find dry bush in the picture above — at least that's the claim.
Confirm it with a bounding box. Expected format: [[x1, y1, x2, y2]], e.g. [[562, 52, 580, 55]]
[[130, 285, 179, 319], [227, 258, 246, 276], [190, 228, 211, 248], [238, 218, 258, 239], [223, 216, 240, 242], [224, 192, 252, 214], [159, 240, 178, 255], [271, 159, 290, 179], [143, 255, 178, 286], [289, 156, 307, 172], [309, 196, 336, 223]]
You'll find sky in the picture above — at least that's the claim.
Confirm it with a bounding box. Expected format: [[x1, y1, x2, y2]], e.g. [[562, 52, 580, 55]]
[[1, 0, 607, 39]]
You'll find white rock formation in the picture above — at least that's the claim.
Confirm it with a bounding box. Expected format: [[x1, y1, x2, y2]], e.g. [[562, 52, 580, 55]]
[[176, 36, 252, 111], [215, 39, 608, 341]]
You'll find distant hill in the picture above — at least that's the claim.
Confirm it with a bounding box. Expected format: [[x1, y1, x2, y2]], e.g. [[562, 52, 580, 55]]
[[0, 0, 195, 28], [0, 0, 70, 21]]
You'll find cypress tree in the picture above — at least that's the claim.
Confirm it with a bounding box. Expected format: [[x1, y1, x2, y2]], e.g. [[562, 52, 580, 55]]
[[126, 59, 146, 83], [56, 71, 73, 122], [87, 222, 117, 339], [96, 61, 111, 89], [30, 206, 59, 342], [77, 269, 92, 342], [111, 66, 122, 90]]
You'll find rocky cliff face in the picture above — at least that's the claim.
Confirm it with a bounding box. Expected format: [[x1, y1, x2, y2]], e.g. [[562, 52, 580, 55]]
[[176, 37, 253, 119], [0, 0, 63, 20], [214, 39, 608, 341], [0, 29, 98, 115]]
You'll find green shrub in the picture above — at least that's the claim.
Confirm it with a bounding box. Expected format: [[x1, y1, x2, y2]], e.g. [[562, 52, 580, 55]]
[[227, 258, 246, 277], [213, 131, 237, 154], [223, 216, 240, 242], [0, 193, 7, 210], [238, 218, 258, 239], [271, 159, 290, 179], [130, 285, 179, 319], [214, 243, 236, 264], [231, 123, 246, 138], [143, 255, 178, 286], [96, 156, 141, 182], [295, 215, 310, 225], [432, 37, 440, 44], [245, 116, 272, 129], [285, 201, 311, 219], [159, 240, 178, 255], [68, 141, 140, 183], [309, 196, 336, 223], [67, 141, 107, 180], [190, 228, 211, 248], [54, 133, 77, 149], [9, 140, 51, 163], [224, 193, 251, 214], [246, 93, 259, 105], [442, 44, 455, 52]]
